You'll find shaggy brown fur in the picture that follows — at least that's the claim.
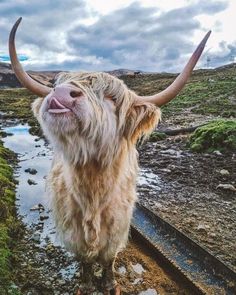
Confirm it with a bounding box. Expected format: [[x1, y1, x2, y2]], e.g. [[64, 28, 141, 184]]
[[32, 72, 161, 292]]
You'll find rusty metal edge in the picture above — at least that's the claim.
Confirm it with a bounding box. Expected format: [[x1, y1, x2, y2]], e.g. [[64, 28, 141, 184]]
[[137, 202, 236, 276], [131, 202, 236, 295], [130, 224, 206, 295]]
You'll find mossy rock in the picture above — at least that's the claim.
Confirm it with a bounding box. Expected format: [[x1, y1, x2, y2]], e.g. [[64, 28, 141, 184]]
[[149, 131, 167, 142], [188, 119, 236, 152]]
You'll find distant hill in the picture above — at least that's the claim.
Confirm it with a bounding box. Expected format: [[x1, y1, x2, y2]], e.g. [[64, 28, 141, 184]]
[[1, 61, 236, 89], [0, 62, 61, 88], [0, 62, 147, 88]]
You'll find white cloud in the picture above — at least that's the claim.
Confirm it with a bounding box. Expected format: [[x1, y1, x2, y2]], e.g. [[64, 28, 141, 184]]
[[0, 0, 234, 71]]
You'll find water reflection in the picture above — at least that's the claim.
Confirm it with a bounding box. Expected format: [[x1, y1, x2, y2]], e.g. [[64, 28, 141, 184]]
[[2, 123, 55, 244], [138, 169, 162, 190]]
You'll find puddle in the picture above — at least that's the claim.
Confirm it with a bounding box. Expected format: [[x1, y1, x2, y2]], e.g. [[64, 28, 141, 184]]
[[59, 261, 78, 279], [2, 123, 55, 244], [132, 263, 146, 275], [138, 168, 162, 190], [118, 266, 127, 274], [133, 278, 143, 285]]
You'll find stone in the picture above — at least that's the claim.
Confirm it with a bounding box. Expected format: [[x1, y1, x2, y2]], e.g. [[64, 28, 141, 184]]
[[197, 222, 209, 233], [213, 150, 223, 156], [25, 168, 38, 175], [27, 179, 37, 185], [31, 232, 40, 243], [30, 203, 45, 211], [45, 281, 51, 287], [58, 279, 66, 285], [217, 184, 236, 192], [40, 215, 49, 221], [219, 169, 230, 176]]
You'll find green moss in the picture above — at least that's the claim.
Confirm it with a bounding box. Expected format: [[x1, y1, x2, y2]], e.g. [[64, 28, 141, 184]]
[[0, 140, 17, 293], [188, 119, 236, 152], [0, 225, 11, 288], [0, 88, 41, 136], [149, 131, 167, 142], [122, 66, 236, 119]]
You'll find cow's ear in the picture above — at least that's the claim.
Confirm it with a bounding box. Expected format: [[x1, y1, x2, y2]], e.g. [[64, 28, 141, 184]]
[[32, 97, 44, 119], [124, 101, 161, 143]]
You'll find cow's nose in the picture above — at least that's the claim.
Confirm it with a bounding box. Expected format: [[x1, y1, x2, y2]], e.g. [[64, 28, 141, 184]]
[[51, 86, 80, 109], [70, 90, 83, 98]]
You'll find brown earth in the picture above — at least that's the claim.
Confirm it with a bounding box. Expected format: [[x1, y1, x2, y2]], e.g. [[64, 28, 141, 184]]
[[137, 131, 236, 272]]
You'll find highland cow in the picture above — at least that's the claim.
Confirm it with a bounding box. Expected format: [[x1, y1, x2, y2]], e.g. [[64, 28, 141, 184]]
[[9, 18, 210, 294]]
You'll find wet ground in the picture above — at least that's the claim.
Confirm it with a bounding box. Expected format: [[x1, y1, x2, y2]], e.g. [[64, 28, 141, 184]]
[[2, 122, 190, 295], [138, 126, 236, 272]]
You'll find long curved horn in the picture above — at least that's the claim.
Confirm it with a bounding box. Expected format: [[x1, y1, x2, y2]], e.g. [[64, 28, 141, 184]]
[[9, 17, 51, 97], [137, 31, 211, 106]]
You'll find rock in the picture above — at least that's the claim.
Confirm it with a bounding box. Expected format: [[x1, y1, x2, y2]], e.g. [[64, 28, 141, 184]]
[[46, 244, 55, 253], [160, 149, 181, 157], [31, 232, 40, 243], [213, 150, 223, 156], [27, 179, 37, 185], [219, 169, 230, 176], [197, 222, 209, 233], [45, 281, 51, 287], [25, 168, 38, 175], [30, 204, 45, 211], [217, 184, 236, 192], [159, 168, 171, 173], [40, 215, 49, 221], [57, 279, 66, 286], [36, 222, 44, 231], [154, 203, 163, 210]]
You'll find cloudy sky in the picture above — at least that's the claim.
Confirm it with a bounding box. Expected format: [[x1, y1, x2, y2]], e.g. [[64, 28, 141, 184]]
[[0, 0, 235, 72]]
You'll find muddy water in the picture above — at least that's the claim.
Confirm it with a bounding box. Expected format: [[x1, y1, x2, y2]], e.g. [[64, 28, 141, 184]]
[[2, 123, 189, 295]]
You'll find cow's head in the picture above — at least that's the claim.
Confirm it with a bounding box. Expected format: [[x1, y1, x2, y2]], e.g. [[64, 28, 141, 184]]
[[9, 18, 210, 167]]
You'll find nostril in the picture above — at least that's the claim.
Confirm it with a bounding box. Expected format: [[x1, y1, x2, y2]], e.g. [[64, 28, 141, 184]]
[[70, 91, 82, 98]]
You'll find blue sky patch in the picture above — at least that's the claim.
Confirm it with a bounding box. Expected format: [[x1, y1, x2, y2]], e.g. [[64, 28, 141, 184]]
[[0, 54, 28, 62]]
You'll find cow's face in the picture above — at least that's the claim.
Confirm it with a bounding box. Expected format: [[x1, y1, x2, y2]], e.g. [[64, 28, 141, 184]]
[[33, 72, 160, 166], [9, 19, 210, 166]]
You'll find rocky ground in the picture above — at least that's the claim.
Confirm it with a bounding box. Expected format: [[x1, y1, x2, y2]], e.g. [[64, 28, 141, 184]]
[[10, 223, 189, 295], [138, 131, 236, 271]]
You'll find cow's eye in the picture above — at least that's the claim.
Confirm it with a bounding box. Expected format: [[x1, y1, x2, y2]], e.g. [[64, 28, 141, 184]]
[[106, 95, 116, 102]]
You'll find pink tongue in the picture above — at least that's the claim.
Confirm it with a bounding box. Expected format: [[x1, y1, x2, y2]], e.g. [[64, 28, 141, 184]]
[[48, 97, 71, 113], [49, 97, 66, 109]]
